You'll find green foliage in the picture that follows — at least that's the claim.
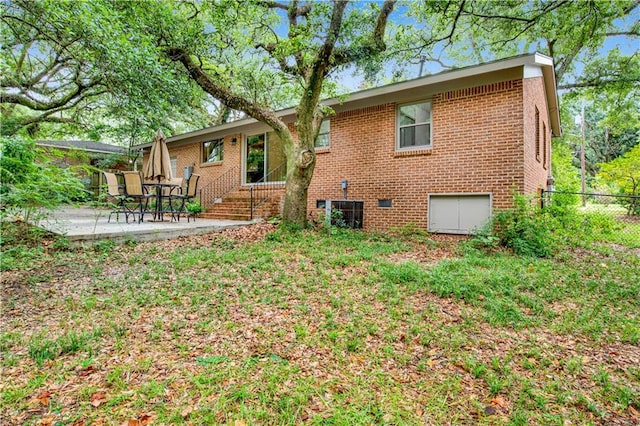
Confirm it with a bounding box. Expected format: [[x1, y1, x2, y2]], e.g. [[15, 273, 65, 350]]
[[0, 137, 89, 222], [550, 139, 581, 206], [597, 144, 640, 215], [0, 137, 35, 188], [420, 0, 639, 96], [186, 200, 203, 215], [560, 96, 639, 184], [94, 153, 129, 170], [1, 0, 211, 139], [486, 195, 555, 258], [28, 331, 96, 367]]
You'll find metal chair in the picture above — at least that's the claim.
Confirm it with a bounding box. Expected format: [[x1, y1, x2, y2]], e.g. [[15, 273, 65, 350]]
[[103, 172, 126, 223], [169, 174, 200, 222], [122, 171, 153, 223]]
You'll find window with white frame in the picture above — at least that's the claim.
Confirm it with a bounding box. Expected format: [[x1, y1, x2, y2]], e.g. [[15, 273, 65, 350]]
[[315, 120, 330, 148], [203, 138, 224, 163], [397, 101, 432, 149]]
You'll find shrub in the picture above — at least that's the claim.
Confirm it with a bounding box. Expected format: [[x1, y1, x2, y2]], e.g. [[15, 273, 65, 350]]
[[474, 195, 555, 257], [186, 200, 203, 215], [0, 136, 89, 223]]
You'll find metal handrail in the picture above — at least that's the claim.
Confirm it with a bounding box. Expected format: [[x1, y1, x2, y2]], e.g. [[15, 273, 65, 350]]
[[199, 166, 240, 207], [249, 163, 286, 220]]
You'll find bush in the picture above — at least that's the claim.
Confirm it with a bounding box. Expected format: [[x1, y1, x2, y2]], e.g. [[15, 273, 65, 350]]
[[474, 195, 555, 258], [186, 200, 203, 215], [0, 136, 89, 223]]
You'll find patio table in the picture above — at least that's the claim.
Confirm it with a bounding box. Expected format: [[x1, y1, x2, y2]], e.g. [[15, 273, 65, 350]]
[[144, 182, 180, 222]]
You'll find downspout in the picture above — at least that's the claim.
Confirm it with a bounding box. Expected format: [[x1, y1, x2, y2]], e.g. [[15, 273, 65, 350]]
[[546, 127, 555, 192]]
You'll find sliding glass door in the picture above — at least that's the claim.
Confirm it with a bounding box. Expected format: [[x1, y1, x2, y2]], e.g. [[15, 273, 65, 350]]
[[245, 131, 286, 184]]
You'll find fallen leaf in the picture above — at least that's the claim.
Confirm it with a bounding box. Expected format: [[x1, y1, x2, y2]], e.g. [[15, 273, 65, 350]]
[[90, 392, 106, 408], [38, 415, 55, 426], [180, 406, 193, 418], [135, 413, 155, 425], [234, 421, 247, 426], [490, 395, 509, 409], [78, 365, 96, 376], [36, 390, 51, 405]]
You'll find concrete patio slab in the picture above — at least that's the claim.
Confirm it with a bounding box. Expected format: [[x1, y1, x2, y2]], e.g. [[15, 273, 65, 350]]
[[37, 206, 254, 247]]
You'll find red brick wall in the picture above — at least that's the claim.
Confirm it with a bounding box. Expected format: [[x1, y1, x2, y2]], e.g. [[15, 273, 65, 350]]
[[158, 76, 550, 231], [143, 133, 243, 192], [522, 76, 550, 194], [307, 79, 526, 230]]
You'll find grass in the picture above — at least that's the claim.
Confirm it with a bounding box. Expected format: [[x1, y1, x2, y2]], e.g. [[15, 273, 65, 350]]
[[0, 221, 638, 424]]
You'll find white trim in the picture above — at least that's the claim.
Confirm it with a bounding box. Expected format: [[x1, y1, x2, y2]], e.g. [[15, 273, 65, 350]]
[[523, 65, 543, 78]]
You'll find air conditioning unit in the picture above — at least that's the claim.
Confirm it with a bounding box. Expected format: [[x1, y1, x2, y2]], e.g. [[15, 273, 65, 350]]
[[322, 200, 364, 229]]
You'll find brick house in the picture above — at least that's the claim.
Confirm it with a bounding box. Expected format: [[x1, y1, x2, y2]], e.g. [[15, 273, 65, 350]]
[[137, 53, 560, 233]]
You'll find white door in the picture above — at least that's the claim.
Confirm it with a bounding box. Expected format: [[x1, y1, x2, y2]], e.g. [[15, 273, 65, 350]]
[[428, 194, 492, 234]]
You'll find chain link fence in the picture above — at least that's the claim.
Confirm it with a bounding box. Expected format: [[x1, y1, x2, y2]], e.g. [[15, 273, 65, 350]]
[[541, 190, 640, 247]]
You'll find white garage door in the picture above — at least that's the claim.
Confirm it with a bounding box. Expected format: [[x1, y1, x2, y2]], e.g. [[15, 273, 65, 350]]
[[428, 194, 492, 234]]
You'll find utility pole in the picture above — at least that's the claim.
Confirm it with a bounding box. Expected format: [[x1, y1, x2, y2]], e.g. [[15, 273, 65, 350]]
[[580, 104, 586, 207]]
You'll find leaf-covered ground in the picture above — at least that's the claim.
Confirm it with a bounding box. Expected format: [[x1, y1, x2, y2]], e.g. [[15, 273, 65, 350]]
[[1, 223, 639, 425]]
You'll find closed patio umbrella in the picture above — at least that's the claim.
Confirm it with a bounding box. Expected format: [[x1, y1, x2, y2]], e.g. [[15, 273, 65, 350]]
[[143, 129, 173, 183]]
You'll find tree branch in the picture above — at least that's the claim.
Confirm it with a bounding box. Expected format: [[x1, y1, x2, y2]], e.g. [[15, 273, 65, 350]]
[[165, 47, 288, 133], [331, 0, 396, 66], [1, 78, 103, 111], [558, 77, 639, 90], [257, 0, 310, 17], [606, 31, 640, 37]]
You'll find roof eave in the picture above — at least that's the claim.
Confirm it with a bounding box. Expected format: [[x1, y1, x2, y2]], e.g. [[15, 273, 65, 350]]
[[534, 53, 562, 137], [138, 53, 561, 146]]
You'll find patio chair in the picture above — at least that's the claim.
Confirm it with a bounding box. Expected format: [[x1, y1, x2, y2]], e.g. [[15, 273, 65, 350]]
[[122, 171, 153, 223], [103, 172, 126, 223], [163, 177, 184, 196], [169, 174, 200, 222]]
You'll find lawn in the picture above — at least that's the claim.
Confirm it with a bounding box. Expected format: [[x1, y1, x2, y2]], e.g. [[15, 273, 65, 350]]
[[1, 222, 639, 425]]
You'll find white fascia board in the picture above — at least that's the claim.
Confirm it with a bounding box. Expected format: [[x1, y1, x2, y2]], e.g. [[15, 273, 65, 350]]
[[533, 53, 561, 136], [523, 65, 543, 78]]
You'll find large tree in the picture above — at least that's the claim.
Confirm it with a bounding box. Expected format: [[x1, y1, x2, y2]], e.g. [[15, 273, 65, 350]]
[[1, 0, 211, 142], [151, 0, 397, 226]]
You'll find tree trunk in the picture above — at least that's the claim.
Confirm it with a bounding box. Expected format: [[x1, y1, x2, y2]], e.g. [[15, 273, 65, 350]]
[[281, 125, 316, 227]]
